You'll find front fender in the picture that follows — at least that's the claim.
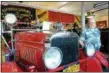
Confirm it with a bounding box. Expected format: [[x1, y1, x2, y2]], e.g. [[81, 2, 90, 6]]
[[95, 51, 108, 68]]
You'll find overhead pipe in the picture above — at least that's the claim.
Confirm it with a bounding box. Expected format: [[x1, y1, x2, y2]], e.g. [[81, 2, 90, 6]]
[[93, 7, 108, 13], [94, 2, 108, 8], [86, 2, 108, 14]]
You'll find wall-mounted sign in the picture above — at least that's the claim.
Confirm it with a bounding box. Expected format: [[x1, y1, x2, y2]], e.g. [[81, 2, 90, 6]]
[[96, 20, 107, 29]]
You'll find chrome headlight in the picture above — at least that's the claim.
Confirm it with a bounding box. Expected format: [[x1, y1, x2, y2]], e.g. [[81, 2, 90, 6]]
[[86, 43, 95, 57], [5, 13, 17, 24], [43, 47, 63, 69]]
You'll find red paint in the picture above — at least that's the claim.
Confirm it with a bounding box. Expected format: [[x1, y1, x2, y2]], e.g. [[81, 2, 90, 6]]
[[2, 32, 106, 72], [48, 11, 75, 23], [79, 48, 87, 59], [1, 62, 23, 72], [95, 51, 108, 68], [80, 57, 103, 72], [14, 32, 46, 71]]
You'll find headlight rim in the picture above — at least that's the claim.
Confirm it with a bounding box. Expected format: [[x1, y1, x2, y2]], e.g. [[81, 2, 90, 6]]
[[43, 46, 63, 70]]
